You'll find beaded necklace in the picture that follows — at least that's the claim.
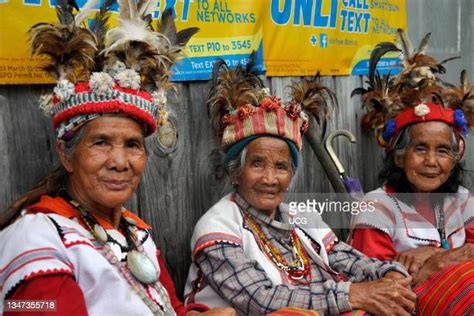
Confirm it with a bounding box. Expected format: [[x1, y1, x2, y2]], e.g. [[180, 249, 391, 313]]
[[238, 203, 311, 284], [433, 203, 449, 249], [60, 191, 174, 315]]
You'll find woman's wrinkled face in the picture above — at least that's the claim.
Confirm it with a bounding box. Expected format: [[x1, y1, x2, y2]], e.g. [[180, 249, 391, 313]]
[[395, 121, 456, 193], [59, 116, 147, 214], [234, 137, 293, 217]]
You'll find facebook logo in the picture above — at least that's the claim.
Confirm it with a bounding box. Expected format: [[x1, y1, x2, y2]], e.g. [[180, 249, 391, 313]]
[[320, 34, 328, 48]]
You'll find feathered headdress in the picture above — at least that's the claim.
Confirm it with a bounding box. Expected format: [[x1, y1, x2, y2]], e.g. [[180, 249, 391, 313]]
[[353, 29, 471, 150], [351, 40, 403, 132], [444, 70, 474, 128], [29, 0, 99, 82], [208, 57, 336, 167], [207, 57, 268, 138], [287, 73, 337, 138], [30, 0, 198, 139]]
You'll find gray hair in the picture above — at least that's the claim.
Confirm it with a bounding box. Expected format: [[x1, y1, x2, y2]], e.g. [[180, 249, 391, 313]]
[[63, 126, 87, 159], [226, 147, 248, 180], [393, 125, 460, 160]]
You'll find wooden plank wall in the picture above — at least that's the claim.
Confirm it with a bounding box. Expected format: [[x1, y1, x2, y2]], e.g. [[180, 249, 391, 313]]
[[0, 0, 472, 296]]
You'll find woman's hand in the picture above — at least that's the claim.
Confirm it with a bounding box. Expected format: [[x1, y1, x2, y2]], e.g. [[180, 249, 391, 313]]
[[186, 307, 236, 316], [394, 246, 443, 275], [383, 271, 407, 281], [413, 243, 474, 287], [349, 276, 416, 315]]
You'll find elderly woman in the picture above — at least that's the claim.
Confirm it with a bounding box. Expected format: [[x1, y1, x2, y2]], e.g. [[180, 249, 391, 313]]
[[184, 61, 416, 315], [350, 107, 474, 314], [350, 31, 474, 314], [0, 2, 233, 315]]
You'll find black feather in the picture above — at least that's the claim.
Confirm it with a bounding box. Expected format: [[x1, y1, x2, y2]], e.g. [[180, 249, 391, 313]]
[[68, 0, 79, 11], [143, 14, 153, 26], [417, 78, 430, 89], [436, 78, 456, 89], [416, 32, 431, 54], [437, 64, 446, 74], [56, 0, 75, 25], [208, 59, 228, 108], [158, 8, 177, 44], [370, 99, 383, 111], [176, 27, 199, 46], [461, 69, 467, 87], [369, 42, 400, 86], [351, 87, 367, 98], [246, 51, 258, 73], [397, 28, 412, 57], [439, 56, 461, 65], [431, 92, 445, 106]]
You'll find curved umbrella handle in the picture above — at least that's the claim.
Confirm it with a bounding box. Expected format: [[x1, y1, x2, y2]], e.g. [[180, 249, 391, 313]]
[[324, 130, 356, 176], [304, 117, 347, 194]]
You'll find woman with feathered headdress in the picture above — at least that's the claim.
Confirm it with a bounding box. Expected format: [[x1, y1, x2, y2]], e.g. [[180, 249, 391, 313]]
[[350, 29, 474, 315], [183, 59, 417, 315], [0, 1, 235, 315]]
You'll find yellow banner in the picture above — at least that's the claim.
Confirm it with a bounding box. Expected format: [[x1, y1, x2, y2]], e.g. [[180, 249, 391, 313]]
[[0, 1, 58, 84], [0, 0, 406, 84], [0, 0, 264, 84], [171, 0, 265, 80], [263, 0, 407, 76]]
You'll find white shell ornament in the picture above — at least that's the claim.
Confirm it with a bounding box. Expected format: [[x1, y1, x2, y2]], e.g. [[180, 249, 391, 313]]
[[94, 224, 108, 242], [127, 250, 158, 284], [157, 120, 177, 148], [124, 217, 137, 226], [414, 103, 430, 117], [154, 112, 178, 156]]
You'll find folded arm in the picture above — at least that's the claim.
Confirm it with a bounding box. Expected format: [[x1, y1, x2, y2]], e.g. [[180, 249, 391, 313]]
[[328, 240, 409, 283], [195, 243, 352, 315]]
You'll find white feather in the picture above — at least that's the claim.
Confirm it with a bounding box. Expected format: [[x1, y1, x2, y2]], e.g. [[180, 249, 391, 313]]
[[102, 18, 162, 55], [128, 0, 137, 19], [75, 0, 101, 27], [138, 0, 155, 18], [118, 0, 131, 19]]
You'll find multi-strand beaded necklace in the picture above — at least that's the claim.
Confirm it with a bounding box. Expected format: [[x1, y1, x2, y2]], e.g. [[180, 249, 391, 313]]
[[61, 191, 174, 315], [235, 195, 312, 284]]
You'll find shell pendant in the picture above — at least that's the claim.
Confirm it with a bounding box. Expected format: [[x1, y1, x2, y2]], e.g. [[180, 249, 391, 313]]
[[94, 224, 108, 242], [127, 250, 158, 285]]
